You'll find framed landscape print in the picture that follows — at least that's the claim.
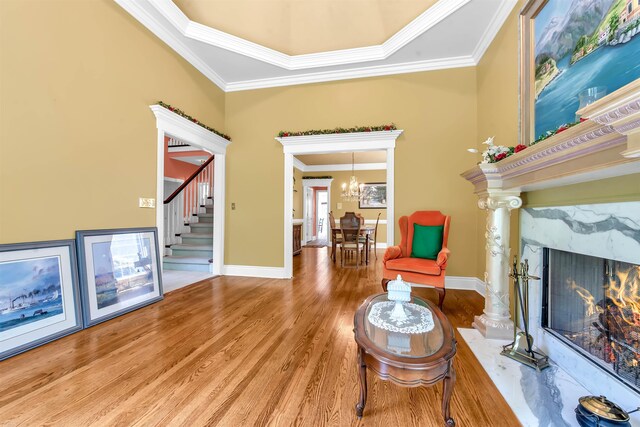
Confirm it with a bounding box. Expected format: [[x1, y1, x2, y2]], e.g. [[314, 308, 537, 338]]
[[521, 0, 640, 143], [359, 183, 387, 209], [0, 240, 83, 361], [76, 227, 163, 327]]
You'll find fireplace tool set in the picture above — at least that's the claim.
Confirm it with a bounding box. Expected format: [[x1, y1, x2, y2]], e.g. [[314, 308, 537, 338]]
[[501, 256, 550, 370]]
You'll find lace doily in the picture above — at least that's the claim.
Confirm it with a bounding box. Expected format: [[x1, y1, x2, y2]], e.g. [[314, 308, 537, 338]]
[[367, 301, 434, 334]]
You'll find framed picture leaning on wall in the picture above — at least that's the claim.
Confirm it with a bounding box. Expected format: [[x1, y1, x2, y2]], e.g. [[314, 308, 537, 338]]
[[359, 182, 387, 209], [76, 227, 163, 327], [0, 240, 83, 361]]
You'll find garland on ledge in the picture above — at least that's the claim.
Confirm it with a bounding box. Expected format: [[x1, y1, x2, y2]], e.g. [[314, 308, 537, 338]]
[[480, 118, 588, 164], [157, 101, 231, 141], [278, 124, 396, 138]]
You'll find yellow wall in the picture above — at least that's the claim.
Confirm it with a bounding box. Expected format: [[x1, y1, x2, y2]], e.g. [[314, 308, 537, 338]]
[[0, 0, 225, 243], [293, 167, 303, 219], [523, 174, 640, 207], [225, 70, 480, 275], [301, 170, 388, 243], [475, 2, 523, 279]]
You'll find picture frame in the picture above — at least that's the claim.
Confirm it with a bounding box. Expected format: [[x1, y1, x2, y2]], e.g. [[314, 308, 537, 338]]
[[0, 240, 83, 361], [359, 182, 387, 209], [76, 227, 163, 327], [520, 0, 640, 145]]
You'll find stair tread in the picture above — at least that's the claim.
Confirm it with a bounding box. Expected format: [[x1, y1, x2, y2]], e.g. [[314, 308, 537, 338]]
[[197, 213, 213, 217], [189, 222, 213, 227], [179, 233, 213, 238], [171, 244, 213, 250], [163, 256, 212, 264]]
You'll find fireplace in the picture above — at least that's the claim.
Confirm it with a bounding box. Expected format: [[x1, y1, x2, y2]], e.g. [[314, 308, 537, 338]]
[[542, 248, 640, 393]]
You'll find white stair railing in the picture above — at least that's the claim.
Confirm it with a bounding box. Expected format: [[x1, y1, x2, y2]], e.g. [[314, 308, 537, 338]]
[[164, 156, 214, 252]]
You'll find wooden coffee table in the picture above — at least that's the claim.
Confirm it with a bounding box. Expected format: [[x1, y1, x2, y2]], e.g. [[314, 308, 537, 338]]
[[353, 293, 457, 426]]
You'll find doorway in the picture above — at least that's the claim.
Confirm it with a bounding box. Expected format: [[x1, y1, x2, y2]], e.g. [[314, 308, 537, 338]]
[[279, 129, 403, 279], [301, 178, 333, 246]]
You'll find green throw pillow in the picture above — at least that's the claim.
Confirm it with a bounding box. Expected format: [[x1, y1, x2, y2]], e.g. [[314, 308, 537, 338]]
[[411, 224, 443, 260]]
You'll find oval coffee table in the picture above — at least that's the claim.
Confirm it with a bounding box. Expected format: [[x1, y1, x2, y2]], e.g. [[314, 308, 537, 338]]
[[353, 293, 457, 426]]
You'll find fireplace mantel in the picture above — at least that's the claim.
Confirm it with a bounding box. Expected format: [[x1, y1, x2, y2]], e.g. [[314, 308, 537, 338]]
[[462, 80, 640, 194]]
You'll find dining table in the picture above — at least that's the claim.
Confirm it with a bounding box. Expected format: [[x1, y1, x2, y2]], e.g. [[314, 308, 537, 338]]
[[331, 226, 375, 265]]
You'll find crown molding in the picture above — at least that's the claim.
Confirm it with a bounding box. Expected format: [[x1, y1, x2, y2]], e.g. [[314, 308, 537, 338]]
[[115, 0, 227, 90], [151, 0, 471, 70], [278, 130, 403, 155], [116, 0, 513, 92], [471, 0, 517, 62], [149, 105, 231, 154], [225, 56, 476, 92]]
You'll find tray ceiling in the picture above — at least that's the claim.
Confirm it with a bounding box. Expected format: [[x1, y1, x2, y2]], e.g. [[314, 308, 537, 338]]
[[115, 0, 516, 91], [173, 0, 440, 56]]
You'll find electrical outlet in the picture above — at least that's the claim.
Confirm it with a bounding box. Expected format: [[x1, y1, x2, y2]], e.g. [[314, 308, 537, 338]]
[[139, 198, 156, 208], [231, 202, 236, 210]]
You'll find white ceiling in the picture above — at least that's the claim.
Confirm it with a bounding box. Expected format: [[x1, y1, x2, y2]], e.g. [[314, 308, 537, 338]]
[[115, 0, 516, 92]]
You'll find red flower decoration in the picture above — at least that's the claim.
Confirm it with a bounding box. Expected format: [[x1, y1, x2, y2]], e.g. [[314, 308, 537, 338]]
[[384, 125, 390, 131], [495, 152, 507, 161], [556, 125, 568, 134], [514, 144, 527, 153], [580, 117, 588, 122]]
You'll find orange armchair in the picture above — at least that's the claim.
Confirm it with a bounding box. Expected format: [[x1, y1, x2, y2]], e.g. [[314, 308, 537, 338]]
[[382, 211, 451, 309]]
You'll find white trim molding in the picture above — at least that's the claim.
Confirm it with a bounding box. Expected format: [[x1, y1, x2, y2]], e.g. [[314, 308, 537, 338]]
[[115, 0, 517, 92], [279, 130, 403, 278], [150, 104, 230, 276], [301, 178, 333, 243], [444, 276, 486, 297], [222, 265, 288, 279], [293, 161, 387, 172]]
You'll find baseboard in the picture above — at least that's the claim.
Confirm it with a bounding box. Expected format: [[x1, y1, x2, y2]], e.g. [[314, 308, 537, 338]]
[[444, 276, 485, 297], [222, 265, 288, 279]]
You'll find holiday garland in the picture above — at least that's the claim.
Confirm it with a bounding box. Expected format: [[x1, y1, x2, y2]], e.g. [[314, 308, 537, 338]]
[[157, 101, 231, 141], [278, 124, 397, 138], [482, 118, 588, 164]]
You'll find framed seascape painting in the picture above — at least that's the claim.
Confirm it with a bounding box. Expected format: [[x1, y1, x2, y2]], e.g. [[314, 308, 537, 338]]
[[359, 183, 387, 209], [76, 227, 163, 327], [521, 0, 640, 143], [0, 240, 83, 361]]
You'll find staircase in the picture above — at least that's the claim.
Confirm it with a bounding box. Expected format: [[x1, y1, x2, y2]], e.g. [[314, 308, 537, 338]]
[[163, 156, 214, 273]]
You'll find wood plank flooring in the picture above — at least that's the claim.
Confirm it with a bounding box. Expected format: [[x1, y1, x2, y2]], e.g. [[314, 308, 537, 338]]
[[0, 248, 520, 426]]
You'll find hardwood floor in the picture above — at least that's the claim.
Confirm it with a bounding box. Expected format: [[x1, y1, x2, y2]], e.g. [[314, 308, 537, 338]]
[[0, 248, 520, 426]]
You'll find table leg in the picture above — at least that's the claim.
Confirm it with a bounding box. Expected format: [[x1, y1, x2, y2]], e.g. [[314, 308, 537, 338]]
[[442, 362, 456, 426], [365, 234, 370, 265], [355, 346, 367, 418], [332, 231, 337, 263]]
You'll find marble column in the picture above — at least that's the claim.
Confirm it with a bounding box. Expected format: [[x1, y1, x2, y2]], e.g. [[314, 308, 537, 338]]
[[472, 190, 522, 340]]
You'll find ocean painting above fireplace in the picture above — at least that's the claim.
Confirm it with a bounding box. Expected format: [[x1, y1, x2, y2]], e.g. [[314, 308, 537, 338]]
[[533, 0, 640, 138], [542, 248, 640, 393]]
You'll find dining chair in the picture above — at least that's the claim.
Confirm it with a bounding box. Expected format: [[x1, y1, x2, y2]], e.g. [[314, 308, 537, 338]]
[[339, 214, 362, 268], [359, 212, 381, 260]]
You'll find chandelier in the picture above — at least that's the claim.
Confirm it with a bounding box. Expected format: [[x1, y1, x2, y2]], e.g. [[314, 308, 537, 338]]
[[341, 153, 364, 201]]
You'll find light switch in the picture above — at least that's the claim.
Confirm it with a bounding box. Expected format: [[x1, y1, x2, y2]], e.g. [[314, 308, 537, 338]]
[[337, 203, 342, 209], [231, 202, 236, 210], [139, 198, 156, 208]]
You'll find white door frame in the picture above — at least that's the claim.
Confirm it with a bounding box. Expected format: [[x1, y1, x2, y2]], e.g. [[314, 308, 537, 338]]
[[301, 178, 333, 244], [277, 130, 403, 278], [150, 105, 231, 276]]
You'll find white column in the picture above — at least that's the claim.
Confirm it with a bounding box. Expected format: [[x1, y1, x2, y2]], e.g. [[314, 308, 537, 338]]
[[472, 190, 522, 340]]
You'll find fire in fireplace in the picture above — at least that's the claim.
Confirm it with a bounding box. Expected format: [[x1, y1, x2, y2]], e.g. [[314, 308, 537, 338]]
[[542, 248, 640, 393]]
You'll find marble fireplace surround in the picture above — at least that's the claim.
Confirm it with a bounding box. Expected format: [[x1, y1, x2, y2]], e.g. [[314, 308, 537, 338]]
[[521, 202, 640, 412], [458, 81, 640, 422], [461, 81, 640, 342]]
